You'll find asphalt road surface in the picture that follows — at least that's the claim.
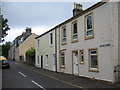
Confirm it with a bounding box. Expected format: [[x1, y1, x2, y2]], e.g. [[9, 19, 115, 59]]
[[2, 61, 79, 89]]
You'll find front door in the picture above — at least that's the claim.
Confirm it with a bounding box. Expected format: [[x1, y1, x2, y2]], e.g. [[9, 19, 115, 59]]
[[73, 51, 79, 75], [41, 55, 43, 68], [52, 54, 56, 71]]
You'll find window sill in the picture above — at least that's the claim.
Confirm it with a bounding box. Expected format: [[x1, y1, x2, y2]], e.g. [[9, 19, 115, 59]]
[[71, 40, 78, 43], [89, 69, 99, 72], [62, 42, 67, 45], [60, 65, 65, 69], [85, 36, 94, 40], [49, 44, 53, 47], [45, 65, 48, 67], [80, 63, 84, 65]]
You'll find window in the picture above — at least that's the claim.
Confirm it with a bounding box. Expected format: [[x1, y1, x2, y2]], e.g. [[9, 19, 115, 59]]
[[21, 37, 24, 43], [49, 32, 53, 46], [72, 21, 78, 42], [85, 12, 94, 40], [45, 54, 48, 66], [37, 40, 39, 47], [62, 26, 67, 44], [80, 50, 84, 64], [60, 52, 65, 68], [37, 56, 39, 64], [89, 48, 98, 72]]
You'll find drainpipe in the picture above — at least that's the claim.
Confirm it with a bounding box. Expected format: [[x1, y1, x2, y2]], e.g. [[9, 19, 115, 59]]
[[55, 28, 57, 72]]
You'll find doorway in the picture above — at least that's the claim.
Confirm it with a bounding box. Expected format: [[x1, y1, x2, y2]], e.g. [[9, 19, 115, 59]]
[[72, 51, 79, 75], [41, 55, 43, 68]]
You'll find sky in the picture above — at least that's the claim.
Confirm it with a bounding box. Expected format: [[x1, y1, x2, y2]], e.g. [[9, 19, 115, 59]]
[[1, 0, 101, 43]]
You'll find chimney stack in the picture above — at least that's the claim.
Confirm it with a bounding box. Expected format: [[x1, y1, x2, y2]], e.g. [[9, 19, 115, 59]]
[[25, 27, 32, 36], [73, 2, 83, 16]]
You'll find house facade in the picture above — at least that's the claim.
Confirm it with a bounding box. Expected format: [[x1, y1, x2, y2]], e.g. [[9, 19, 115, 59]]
[[9, 27, 32, 62], [35, 1, 120, 83], [56, 1, 119, 83], [19, 33, 37, 62], [35, 29, 57, 71]]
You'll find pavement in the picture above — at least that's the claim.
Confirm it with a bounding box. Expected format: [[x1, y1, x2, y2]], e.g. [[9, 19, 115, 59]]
[[14, 61, 120, 89]]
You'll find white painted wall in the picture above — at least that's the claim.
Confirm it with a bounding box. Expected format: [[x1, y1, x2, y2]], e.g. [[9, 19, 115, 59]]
[[35, 30, 56, 71], [57, 2, 119, 82]]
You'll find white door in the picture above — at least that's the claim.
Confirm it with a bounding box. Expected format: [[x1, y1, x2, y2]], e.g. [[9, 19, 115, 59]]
[[52, 54, 56, 71], [73, 52, 79, 75]]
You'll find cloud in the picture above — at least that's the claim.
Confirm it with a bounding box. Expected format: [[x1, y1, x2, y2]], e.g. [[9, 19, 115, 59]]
[[4, 25, 53, 42], [1, 0, 102, 2]]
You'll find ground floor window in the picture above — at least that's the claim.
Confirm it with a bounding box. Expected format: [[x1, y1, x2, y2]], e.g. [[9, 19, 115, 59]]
[[45, 54, 48, 66], [89, 48, 98, 72], [37, 56, 39, 64], [60, 52, 65, 68], [80, 50, 84, 64]]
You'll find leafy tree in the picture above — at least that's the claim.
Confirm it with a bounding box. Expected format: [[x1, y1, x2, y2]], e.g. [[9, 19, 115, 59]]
[[26, 48, 35, 58], [26, 48, 35, 65], [2, 41, 11, 58], [0, 15, 10, 42]]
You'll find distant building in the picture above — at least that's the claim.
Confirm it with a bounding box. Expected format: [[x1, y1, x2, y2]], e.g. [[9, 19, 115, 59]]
[[9, 27, 34, 62], [19, 33, 37, 63]]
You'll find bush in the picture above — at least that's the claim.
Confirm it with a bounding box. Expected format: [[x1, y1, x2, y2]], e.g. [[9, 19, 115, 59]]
[[26, 48, 35, 58]]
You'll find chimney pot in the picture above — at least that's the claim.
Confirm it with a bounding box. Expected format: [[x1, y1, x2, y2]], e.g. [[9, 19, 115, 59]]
[[73, 2, 83, 16]]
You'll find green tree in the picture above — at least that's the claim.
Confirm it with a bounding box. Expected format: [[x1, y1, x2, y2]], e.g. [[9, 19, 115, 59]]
[[0, 15, 10, 43], [26, 48, 35, 65], [26, 48, 35, 58], [2, 41, 11, 58]]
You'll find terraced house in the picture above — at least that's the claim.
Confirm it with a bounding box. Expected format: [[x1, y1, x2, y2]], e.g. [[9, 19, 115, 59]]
[[35, 1, 120, 83], [35, 28, 57, 71], [9, 27, 37, 63]]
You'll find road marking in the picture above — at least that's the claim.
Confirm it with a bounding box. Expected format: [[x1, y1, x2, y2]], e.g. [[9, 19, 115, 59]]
[[17, 63, 85, 89], [19, 72, 27, 78], [34, 71, 85, 89], [31, 80, 46, 90]]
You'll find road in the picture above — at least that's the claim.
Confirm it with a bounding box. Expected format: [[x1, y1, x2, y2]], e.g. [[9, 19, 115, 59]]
[[2, 61, 79, 89]]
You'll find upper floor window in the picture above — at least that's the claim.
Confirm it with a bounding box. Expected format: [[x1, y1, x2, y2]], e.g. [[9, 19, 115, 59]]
[[85, 12, 94, 40], [20, 37, 24, 43], [37, 40, 39, 48], [61, 26, 67, 44], [72, 21, 78, 42], [49, 32, 53, 46]]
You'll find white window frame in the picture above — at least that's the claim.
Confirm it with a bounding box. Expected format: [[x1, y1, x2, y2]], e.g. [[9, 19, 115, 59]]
[[37, 39, 39, 48], [85, 13, 93, 37], [62, 26, 67, 43], [45, 54, 48, 66], [21, 37, 24, 43], [37, 56, 39, 65], [89, 49, 98, 71], [60, 52, 65, 67], [72, 21, 78, 41], [49, 32, 53, 46]]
